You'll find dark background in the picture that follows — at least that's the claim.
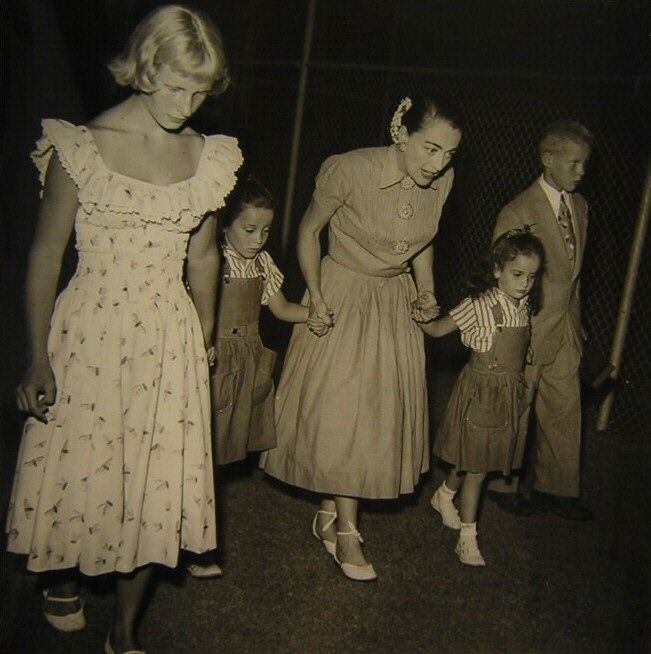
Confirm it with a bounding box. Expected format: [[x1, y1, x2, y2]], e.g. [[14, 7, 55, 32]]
[[1, 2, 650, 653], [2, 0, 650, 440]]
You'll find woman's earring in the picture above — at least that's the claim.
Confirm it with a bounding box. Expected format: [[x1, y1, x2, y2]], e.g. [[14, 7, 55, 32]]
[[398, 142, 406, 152]]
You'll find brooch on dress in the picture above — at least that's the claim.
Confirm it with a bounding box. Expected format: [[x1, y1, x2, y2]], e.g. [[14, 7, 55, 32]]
[[397, 203, 414, 220], [391, 240, 410, 255], [400, 176, 415, 190]]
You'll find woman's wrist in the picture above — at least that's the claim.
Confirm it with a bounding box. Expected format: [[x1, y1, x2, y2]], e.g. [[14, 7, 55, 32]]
[[308, 291, 325, 305], [28, 350, 49, 366]]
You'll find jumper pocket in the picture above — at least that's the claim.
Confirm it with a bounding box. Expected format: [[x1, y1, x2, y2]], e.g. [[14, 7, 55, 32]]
[[252, 348, 277, 404], [212, 361, 243, 413], [466, 386, 510, 431]]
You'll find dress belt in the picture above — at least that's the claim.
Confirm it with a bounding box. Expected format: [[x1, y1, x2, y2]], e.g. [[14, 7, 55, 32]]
[[216, 321, 259, 338]]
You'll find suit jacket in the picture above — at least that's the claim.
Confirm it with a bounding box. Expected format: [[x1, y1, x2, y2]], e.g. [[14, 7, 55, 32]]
[[493, 181, 588, 365]]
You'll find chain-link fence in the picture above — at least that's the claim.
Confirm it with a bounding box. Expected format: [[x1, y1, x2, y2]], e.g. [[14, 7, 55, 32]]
[[217, 0, 651, 438]]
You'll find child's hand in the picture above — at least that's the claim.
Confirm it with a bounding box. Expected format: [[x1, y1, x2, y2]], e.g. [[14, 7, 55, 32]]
[[307, 316, 331, 337], [308, 298, 334, 337], [206, 346, 217, 367], [411, 291, 440, 323]]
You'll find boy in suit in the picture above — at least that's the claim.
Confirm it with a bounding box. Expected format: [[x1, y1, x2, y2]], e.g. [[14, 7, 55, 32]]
[[488, 120, 594, 521]]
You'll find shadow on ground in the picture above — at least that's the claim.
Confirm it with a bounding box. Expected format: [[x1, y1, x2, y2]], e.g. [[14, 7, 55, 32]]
[[1, 361, 649, 654]]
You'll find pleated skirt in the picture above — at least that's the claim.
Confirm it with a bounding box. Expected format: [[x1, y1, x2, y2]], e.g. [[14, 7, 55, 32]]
[[434, 364, 528, 475], [261, 256, 429, 499]]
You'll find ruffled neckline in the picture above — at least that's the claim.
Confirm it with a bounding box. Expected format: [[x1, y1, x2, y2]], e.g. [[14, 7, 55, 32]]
[[32, 118, 243, 228], [80, 125, 209, 189]]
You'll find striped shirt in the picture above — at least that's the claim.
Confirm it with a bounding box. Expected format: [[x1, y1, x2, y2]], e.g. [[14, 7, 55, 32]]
[[450, 287, 530, 353], [222, 242, 284, 305]]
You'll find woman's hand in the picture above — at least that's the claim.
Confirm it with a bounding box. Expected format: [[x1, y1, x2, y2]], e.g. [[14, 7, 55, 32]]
[[411, 290, 440, 323], [308, 298, 334, 337], [16, 360, 57, 423]]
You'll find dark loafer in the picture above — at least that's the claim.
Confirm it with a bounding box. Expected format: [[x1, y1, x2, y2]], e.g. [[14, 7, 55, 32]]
[[487, 491, 535, 517], [533, 493, 594, 521]]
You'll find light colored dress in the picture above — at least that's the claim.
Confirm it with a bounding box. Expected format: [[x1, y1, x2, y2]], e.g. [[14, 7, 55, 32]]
[[5, 119, 242, 575], [212, 244, 283, 465], [261, 145, 455, 499], [434, 288, 531, 474]]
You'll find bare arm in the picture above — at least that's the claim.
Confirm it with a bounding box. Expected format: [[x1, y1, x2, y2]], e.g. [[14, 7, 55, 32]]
[[296, 197, 336, 335], [410, 243, 440, 322], [16, 157, 78, 422], [266, 290, 309, 323], [418, 315, 458, 339], [186, 213, 219, 347]]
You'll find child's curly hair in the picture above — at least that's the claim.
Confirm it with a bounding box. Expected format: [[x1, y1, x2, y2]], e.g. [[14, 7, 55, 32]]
[[464, 227, 546, 315]]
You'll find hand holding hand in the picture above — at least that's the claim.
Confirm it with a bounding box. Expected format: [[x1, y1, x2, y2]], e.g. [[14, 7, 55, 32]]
[[308, 298, 334, 337], [16, 360, 57, 423], [411, 290, 440, 323]]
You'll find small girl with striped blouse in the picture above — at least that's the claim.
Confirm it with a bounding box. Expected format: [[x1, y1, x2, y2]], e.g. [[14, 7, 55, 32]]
[[420, 229, 545, 567], [188, 175, 310, 578]]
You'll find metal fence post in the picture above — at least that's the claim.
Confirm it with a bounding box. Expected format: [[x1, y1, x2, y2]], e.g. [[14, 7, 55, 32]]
[[281, 0, 317, 257], [596, 148, 651, 431]]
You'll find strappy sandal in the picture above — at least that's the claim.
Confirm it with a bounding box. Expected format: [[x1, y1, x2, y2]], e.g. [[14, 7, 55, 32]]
[[186, 562, 224, 579], [42, 589, 86, 632], [311, 509, 337, 556], [105, 633, 147, 654], [334, 522, 377, 582]]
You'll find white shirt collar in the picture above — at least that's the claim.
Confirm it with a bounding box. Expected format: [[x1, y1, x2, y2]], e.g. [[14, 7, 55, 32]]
[[538, 175, 572, 217], [223, 237, 260, 272]]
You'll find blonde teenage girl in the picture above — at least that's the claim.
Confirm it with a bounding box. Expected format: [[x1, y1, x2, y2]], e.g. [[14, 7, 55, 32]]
[[8, 6, 241, 653]]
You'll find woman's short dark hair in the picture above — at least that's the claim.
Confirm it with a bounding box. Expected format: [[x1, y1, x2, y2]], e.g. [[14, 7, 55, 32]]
[[401, 94, 465, 134]]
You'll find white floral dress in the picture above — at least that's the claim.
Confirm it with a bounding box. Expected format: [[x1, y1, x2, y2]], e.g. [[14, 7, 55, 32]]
[[5, 119, 242, 575]]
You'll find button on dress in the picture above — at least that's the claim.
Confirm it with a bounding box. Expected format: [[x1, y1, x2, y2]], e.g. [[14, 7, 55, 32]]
[[261, 146, 455, 499]]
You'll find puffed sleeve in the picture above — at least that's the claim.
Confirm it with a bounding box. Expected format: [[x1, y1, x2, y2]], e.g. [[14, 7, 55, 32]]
[[311, 153, 352, 217], [257, 250, 284, 305], [449, 296, 477, 336]]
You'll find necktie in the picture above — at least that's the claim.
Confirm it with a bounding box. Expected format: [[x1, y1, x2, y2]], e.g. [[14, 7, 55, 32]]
[[558, 193, 576, 261]]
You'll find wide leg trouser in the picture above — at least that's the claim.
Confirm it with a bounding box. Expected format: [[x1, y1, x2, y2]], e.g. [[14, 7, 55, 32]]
[[489, 339, 582, 498]]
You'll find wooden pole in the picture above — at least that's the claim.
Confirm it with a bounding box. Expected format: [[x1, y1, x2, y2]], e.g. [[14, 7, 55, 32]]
[[596, 149, 651, 431], [281, 0, 317, 256]]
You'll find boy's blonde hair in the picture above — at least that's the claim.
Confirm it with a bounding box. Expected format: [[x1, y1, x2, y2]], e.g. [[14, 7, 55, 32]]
[[108, 4, 230, 96], [539, 120, 594, 158]]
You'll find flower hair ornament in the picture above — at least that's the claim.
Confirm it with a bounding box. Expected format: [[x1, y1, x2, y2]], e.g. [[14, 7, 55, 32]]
[[390, 97, 413, 145], [503, 224, 535, 238]]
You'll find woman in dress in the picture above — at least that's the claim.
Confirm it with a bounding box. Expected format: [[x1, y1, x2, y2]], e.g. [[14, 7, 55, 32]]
[[261, 95, 463, 581], [7, 6, 242, 653]]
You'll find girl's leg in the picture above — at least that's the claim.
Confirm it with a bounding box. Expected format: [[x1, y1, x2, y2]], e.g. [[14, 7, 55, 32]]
[[445, 467, 465, 493], [456, 472, 488, 567], [458, 472, 486, 524], [109, 565, 156, 653], [431, 467, 463, 529]]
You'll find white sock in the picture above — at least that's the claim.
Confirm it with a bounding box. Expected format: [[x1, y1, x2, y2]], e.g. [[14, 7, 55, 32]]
[[440, 481, 457, 498]]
